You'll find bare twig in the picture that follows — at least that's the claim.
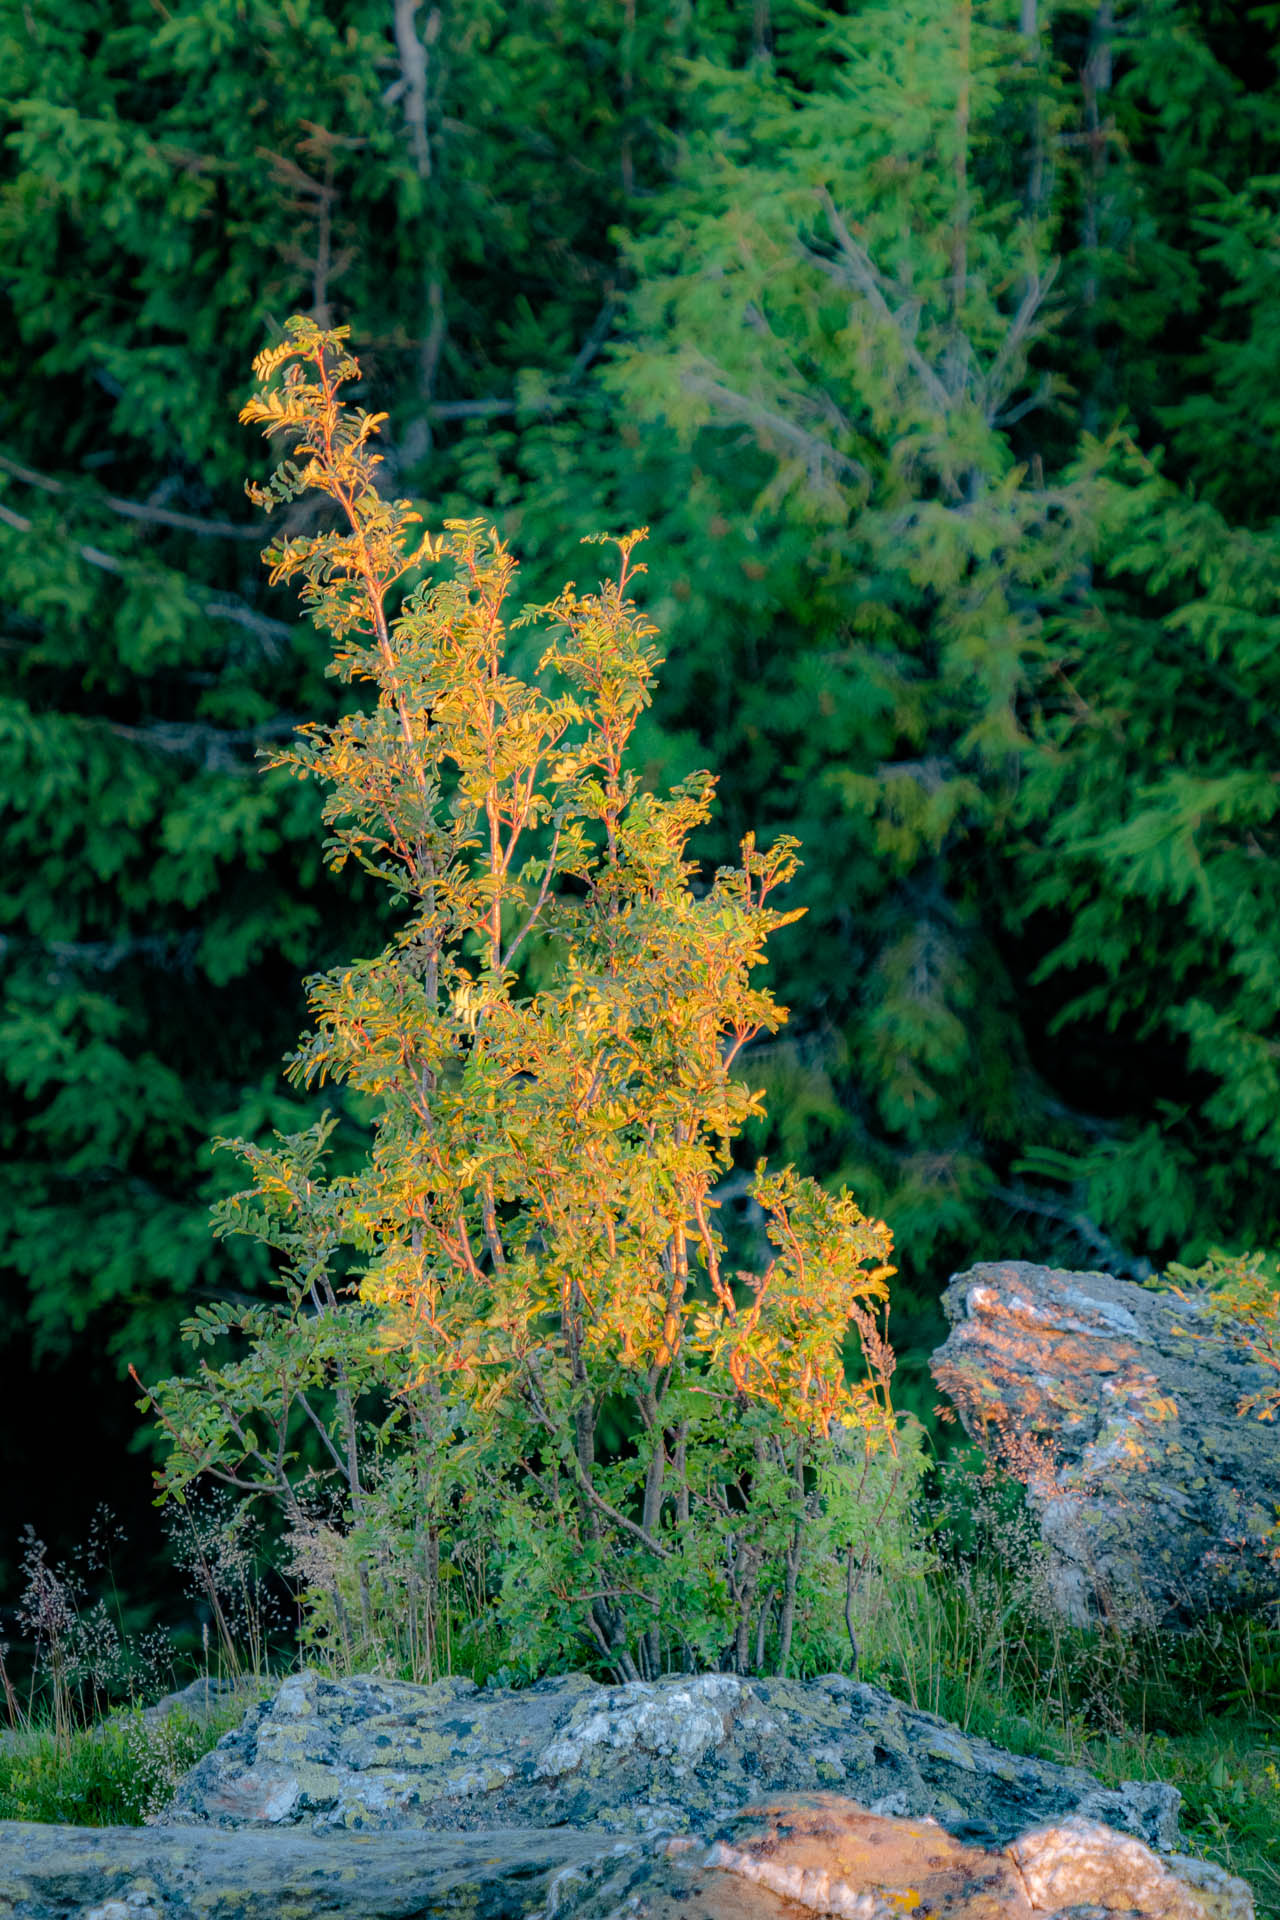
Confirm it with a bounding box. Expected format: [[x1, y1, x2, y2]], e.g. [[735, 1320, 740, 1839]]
[[680, 369, 870, 487], [0, 496, 294, 654], [0, 452, 263, 539]]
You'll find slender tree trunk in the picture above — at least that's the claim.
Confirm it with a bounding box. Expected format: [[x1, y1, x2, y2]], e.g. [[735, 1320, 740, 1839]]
[[1080, 0, 1114, 433], [620, 0, 636, 196], [731, 1540, 762, 1675], [393, 0, 448, 468], [639, 1389, 668, 1678], [1021, 0, 1048, 222], [754, 1589, 776, 1671], [844, 1540, 861, 1676], [775, 1444, 807, 1676], [952, 0, 970, 303]]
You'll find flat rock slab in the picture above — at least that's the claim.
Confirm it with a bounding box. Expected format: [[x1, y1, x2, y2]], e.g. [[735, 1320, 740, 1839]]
[[930, 1261, 1280, 1624], [0, 1818, 628, 1920], [161, 1669, 1180, 1854], [0, 1795, 1253, 1920]]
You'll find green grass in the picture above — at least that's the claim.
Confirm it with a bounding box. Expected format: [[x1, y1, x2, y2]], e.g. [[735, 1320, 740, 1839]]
[[1083, 1722, 1280, 1914], [0, 1703, 242, 1827]]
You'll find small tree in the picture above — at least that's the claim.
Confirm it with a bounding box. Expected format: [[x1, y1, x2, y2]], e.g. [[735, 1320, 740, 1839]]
[[141, 317, 915, 1682]]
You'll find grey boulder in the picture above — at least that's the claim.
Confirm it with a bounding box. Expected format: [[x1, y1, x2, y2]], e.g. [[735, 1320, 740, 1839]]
[[930, 1260, 1280, 1624], [160, 1667, 1180, 1854]]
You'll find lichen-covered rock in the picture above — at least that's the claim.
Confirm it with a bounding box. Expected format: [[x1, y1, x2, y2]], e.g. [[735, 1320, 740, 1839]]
[[0, 1794, 1254, 1920], [134, 1674, 270, 1733], [161, 1668, 1180, 1854], [1009, 1816, 1254, 1920], [930, 1260, 1280, 1624], [0, 1817, 629, 1920], [527, 1794, 1257, 1920]]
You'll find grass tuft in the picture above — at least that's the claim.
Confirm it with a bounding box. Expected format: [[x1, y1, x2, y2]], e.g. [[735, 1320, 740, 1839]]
[[0, 1706, 236, 1826]]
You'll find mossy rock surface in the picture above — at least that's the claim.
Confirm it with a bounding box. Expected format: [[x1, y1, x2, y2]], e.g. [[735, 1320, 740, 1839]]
[[160, 1669, 1180, 1854]]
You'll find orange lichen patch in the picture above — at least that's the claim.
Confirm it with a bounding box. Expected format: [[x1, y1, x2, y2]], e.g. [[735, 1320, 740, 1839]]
[[635, 1797, 1254, 1920], [948, 1325, 1141, 1391], [683, 1794, 1035, 1918]]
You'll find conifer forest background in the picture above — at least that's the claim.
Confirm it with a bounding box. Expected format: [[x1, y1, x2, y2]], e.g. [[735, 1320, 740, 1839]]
[[3, 0, 1280, 1619]]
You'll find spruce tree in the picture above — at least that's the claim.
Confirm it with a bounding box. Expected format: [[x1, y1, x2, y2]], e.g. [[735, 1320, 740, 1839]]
[[595, 0, 1106, 1313]]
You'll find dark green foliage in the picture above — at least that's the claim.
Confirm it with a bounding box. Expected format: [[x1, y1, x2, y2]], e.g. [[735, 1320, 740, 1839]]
[[0, 0, 700, 1580], [4, 0, 1280, 1568]]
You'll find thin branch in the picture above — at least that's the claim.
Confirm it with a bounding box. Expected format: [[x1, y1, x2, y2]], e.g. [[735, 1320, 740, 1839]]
[[569, 1459, 674, 1560], [692, 1185, 736, 1320], [567, 297, 617, 384], [990, 1182, 1152, 1281], [294, 1391, 353, 1483], [106, 712, 301, 771], [480, 1176, 508, 1273], [980, 262, 1058, 424], [191, 594, 295, 654], [0, 497, 294, 654], [0, 498, 120, 569], [522, 1363, 672, 1560], [0, 452, 264, 539], [501, 814, 566, 972], [0, 931, 200, 974], [809, 189, 954, 415], [992, 375, 1056, 428], [424, 396, 522, 421], [680, 370, 870, 487], [423, 300, 616, 424]]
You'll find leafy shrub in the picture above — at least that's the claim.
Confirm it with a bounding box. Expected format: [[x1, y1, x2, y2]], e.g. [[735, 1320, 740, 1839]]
[[138, 316, 923, 1682], [1161, 1248, 1280, 1427]]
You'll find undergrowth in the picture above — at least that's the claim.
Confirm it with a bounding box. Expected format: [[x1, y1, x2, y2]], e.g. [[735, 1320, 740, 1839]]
[[0, 1497, 281, 1828], [1, 1473, 1276, 1916], [0, 1706, 240, 1826]]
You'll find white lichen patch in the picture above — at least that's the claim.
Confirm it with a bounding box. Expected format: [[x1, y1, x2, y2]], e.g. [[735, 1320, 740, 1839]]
[[536, 1675, 743, 1780]]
